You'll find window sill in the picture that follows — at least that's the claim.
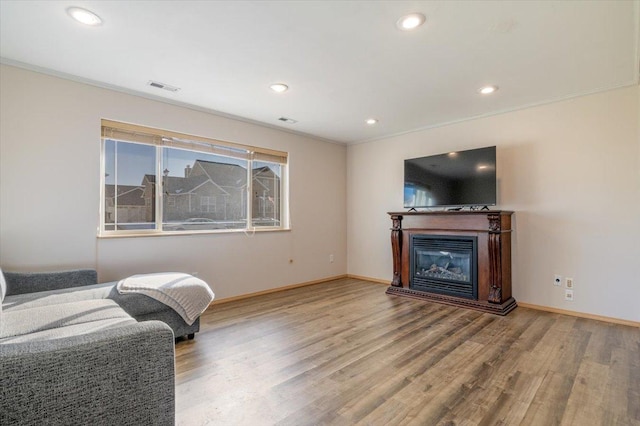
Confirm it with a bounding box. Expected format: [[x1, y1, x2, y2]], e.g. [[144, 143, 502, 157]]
[[97, 227, 292, 239]]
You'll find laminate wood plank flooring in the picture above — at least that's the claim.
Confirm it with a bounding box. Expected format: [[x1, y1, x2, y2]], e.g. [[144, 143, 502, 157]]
[[175, 278, 640, 426]]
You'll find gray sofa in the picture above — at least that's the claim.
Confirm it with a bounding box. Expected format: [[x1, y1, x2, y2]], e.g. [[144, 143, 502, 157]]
[[2, 269, 200, 339], [0, 269, 179, 425]]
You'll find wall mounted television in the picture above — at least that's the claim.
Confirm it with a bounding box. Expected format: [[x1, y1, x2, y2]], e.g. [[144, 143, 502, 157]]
[[404, 146, 496, 209]]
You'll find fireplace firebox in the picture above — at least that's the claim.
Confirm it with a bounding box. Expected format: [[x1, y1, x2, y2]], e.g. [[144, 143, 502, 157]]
[[410, 235, 477, 300]]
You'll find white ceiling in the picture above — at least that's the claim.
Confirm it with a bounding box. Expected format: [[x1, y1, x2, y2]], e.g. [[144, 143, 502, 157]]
[[1, 1, 638, 144]]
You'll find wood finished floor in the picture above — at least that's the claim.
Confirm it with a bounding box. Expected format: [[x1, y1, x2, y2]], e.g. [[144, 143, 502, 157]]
[[175, 278, 640, 426]]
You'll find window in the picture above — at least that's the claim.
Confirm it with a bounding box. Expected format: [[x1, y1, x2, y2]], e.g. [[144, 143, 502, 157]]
[[104, 140, 156, 231], [100, 120, 288, 235], [200, 196, 216, 213], [252, 161, 281, 227]]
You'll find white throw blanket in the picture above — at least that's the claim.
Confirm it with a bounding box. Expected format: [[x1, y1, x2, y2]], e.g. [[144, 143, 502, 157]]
[[117, 273, 214, 325]]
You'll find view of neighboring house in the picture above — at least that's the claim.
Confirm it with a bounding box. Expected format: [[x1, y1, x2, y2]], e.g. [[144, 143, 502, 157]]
[[251, 165, 280, 222], [103, 184, 146, 225], [106, 159, 280, 227]]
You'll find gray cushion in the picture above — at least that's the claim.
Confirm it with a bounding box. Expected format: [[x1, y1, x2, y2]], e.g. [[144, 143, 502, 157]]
[[0, 299, 131, 339], [3, 281, 177, 317], [104, 282, 178, 317], [3, 269, 98, 296], [136, 310, 200, 338], [3, 283, 114, 312], [0, 317, 137, 343]]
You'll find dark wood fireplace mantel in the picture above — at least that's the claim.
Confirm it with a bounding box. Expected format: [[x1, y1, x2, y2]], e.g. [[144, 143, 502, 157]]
[[387, 210, 517, 315]]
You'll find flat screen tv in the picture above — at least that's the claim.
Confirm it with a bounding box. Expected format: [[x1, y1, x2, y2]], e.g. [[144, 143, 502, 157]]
[[404, 146, 496, 208]]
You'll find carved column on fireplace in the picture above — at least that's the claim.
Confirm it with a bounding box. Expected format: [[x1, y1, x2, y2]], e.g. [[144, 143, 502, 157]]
[[487, 213, 503, 304], [390, 214, 403, 287], [386, 210, 516, 315]]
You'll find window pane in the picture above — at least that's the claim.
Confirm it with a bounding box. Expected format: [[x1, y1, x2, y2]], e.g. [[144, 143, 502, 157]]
[[252, 161, 281, 227], [161, 148, 248, 231], [104, 140, 156, 231]]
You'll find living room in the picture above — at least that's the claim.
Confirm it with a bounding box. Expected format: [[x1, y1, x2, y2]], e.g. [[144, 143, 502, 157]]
[[1, 1, 638, 425]]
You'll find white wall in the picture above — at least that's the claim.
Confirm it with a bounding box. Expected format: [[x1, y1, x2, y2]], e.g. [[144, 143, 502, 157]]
[[3, 64, 638, 321], [348, 86, 640, 322], [0, 65, 347, 299]]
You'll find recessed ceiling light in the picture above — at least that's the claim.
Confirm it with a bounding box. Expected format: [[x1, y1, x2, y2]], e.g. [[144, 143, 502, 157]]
[[66, 7, 102, 26], [270, 83, 289, 93], [366, 118, 378, 125], [397, 13, 426, 31], [478, 85, 499, 95]]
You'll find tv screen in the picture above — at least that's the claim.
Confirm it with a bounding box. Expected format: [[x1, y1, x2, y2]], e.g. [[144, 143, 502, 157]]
[[404, 146, 496, 208]]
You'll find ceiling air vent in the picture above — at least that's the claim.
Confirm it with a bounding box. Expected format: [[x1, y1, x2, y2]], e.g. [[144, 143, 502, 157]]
[[147, 80, 180, 92], [278, 117, 298, 124]]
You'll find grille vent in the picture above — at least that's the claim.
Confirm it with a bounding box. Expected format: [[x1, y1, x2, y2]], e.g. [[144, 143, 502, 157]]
[[147, 81, 180, 92], [413, 237, 474, 252]]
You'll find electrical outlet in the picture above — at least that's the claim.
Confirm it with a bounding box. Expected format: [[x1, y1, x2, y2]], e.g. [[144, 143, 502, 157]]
[[565, 277, 574, 289], [329, 254, 334, 263], [554, 274, 562, 286], [564, 289, 574, 301]]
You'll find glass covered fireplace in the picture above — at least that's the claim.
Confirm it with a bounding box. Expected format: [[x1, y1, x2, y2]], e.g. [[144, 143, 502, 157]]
[[410, 235, 478, 299]]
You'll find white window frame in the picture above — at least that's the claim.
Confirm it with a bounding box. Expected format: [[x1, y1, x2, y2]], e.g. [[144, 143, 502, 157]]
[[99, 120, 289, 237]]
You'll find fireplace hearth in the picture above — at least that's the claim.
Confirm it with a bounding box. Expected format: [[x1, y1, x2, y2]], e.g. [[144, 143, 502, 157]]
[[387, 210, 516, 315]]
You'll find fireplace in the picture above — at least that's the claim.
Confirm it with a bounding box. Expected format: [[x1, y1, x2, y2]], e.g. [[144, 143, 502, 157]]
[[387, 211, 517, 315], [410, 235, 477, 300]]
